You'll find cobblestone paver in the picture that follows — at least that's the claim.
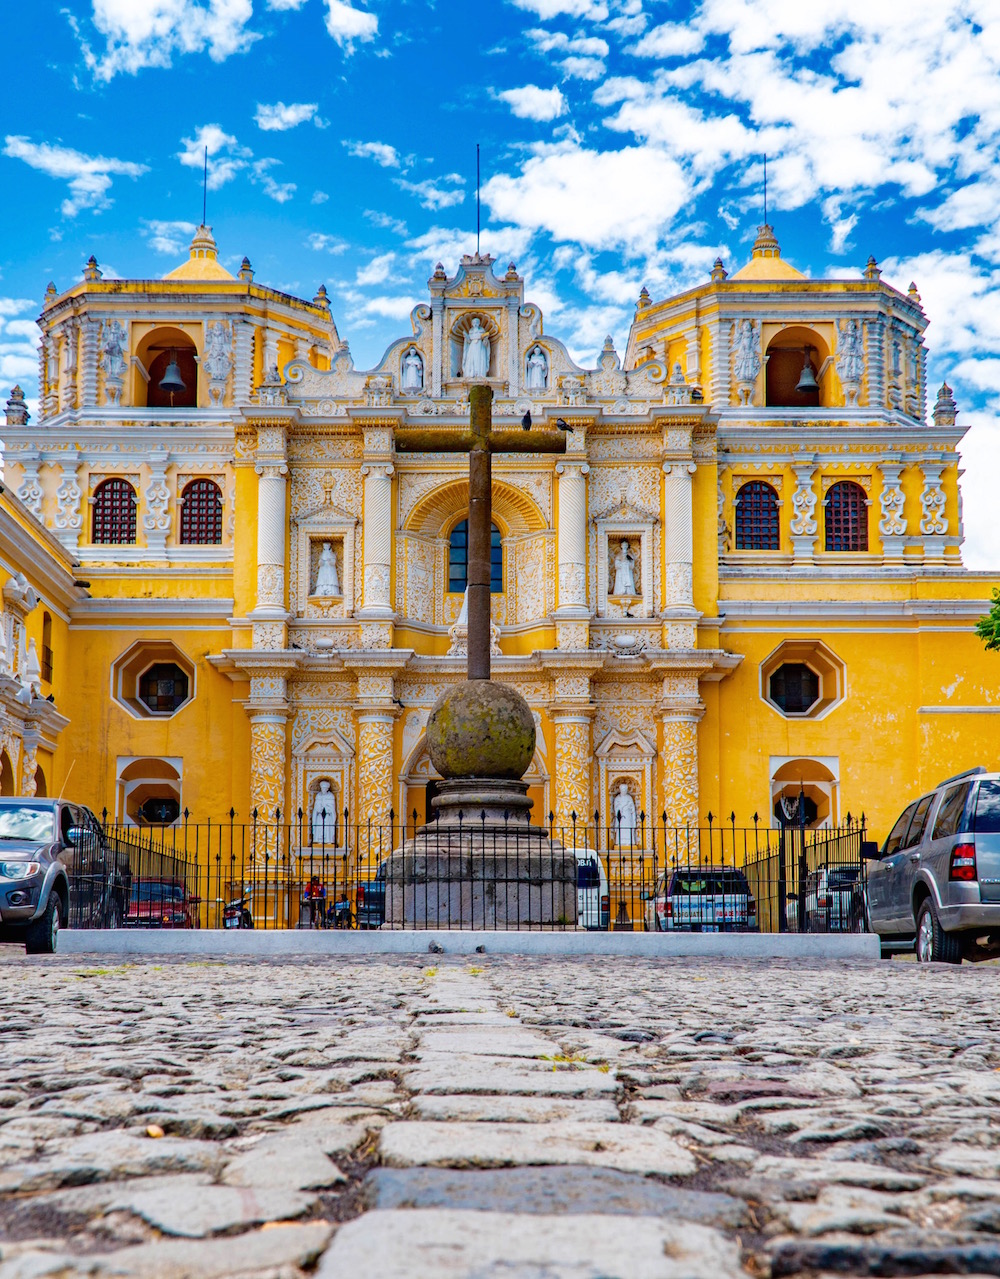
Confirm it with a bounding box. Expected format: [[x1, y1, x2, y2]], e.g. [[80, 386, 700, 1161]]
[[0, 953, 999, 1277]]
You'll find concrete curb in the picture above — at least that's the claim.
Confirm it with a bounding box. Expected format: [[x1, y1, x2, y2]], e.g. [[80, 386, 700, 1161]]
[[60, 929, 880, 960]]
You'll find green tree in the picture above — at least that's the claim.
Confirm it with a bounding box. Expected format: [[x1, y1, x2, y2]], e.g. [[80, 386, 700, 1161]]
[[977, 587, 1000, 653]]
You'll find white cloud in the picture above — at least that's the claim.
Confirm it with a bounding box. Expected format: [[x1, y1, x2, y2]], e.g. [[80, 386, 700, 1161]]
[[312, 190, 330, 204], [80, 0, 257, 80], [143, 219, 197, 254], [483, 142, 690, 252], [359, 295, 418, 320], [630, 22, 704, 57], [0, 297, 41, 398], [307, 232, 349, 253], [405, 224, 534, 267], [365, 209, 408, 236], [498, 85, 567, 122], [511, 0, 609, 17], [526, 28, 609, 56], [178, 123, 250, 189], [324, 0, 377, 50], [561, 55, 605, 80], [252, 159, 296, 202], [266, 0, 307, 7], [345, 140, 401, 168], [3, 136, 147, 217], [255, 101, 318, 131], [397, 175, 465, 211], [356, 252, 396, 285]]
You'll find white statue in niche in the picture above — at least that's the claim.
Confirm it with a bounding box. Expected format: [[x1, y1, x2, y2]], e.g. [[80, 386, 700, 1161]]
[[612, 782, 639, 846], [525, 344, 548, 390], [462, 318, 490, 379], [733, 318, 761, 385], [401, 346, 423, 391], [311, 780, 337, 846], [312, 541, 340, 596], [611, 540, 637, 596]]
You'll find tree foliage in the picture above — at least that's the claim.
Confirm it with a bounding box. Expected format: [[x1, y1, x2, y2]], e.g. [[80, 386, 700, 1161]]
[[976, 587, 1000, 653]]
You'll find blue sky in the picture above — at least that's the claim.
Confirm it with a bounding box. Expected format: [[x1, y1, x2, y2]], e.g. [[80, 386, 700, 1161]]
[[2, 0, 999, 568]]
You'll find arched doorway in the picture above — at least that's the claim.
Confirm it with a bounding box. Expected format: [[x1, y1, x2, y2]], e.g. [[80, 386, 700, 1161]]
[[770, 757, 839, 829], [34, 765, 47, 797]]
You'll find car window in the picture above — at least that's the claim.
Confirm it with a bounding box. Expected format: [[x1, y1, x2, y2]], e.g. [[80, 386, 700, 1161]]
[[900, 795, 934, 850], [577, 860, 600, 889], [0, 805, 56, 843], [974, 781, 1000, 834], [932, 783, 972, 840], [883, 803, 917, 857], [670, 873, 749, 895]]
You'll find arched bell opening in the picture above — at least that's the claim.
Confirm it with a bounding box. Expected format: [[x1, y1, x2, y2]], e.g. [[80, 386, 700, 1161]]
[[134, 326, 199, 409], [765, 326, 832, 409]]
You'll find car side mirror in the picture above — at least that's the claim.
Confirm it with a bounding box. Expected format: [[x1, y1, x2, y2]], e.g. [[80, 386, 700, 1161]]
[[65, 826, 87, 847], [860, 840, 880, 861]]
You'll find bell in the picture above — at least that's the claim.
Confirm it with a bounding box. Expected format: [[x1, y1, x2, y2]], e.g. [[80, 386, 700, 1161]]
[[158, 351, 186, 397], [795, 348, 819, 394]]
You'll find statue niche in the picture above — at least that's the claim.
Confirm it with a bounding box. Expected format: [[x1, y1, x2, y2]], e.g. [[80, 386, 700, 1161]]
[[449, 313, 498, 380]]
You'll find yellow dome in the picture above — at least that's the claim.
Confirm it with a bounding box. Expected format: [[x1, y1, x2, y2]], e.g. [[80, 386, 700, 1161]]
[[163, 226, 235, 281], [729, 224, 805, 282]]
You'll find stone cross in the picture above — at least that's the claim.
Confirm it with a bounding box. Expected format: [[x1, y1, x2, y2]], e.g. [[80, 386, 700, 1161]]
[[395, 385, 567, 680]]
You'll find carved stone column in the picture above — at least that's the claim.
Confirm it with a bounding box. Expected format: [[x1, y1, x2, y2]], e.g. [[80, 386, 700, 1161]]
[[142, 446, 170, 557], [790, 456, 819, 561], [358, 424, 396, 649], [344, 655, 408, 833], [233, 319, 254, 405], [53, 461, 84, 553], [662, 461, 697, 647], [248, 415, 291, 650], [80, 319, 99, 410], [16, 454, 44, 520], [659, 669, 704, 828], [920, 458, 948, 561], [19, 725, 39, 798], [878, 457, 906, 561], [263, 328, 279, 377], [709, 317, 732, 408], [542, 656, 603, 837], [864, 316, 885, 410], [554, 457, 590, 649], [245, 663, 294, 825], [60, 319, 79, 413]]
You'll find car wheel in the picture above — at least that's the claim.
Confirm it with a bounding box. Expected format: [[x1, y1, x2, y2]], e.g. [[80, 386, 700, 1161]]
[[25, 895, 60, 955], [915, 899, 961, 964]]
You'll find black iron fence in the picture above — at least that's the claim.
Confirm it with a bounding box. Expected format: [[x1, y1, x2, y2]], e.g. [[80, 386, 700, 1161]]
[[68, 808, 871, 933]]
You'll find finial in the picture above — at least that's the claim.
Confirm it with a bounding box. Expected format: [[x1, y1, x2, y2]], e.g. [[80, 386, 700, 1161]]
[[933, 381, 957, 426], [908, 280, 922, 306], [238, 256, 254, 283], [188, 225, 218, 262], [5, 386, 28, 427], [83, 255, 102, 282], [433, 262, 447, 279], [711, 257, 728, 282], [43, 281, 57, 305], [505, 261, 519, 280], [637, 285, 650, 310], [313, 283, 329, 308], [751, 224, 780, 259], [864, 255, 881, 281]]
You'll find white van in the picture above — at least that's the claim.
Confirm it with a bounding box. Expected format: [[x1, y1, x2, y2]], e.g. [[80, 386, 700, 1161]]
[[572, 847, 609, 930]]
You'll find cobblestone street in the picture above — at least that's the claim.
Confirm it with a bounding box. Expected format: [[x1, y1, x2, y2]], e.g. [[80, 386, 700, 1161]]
[[1, 953, 999, 1277]]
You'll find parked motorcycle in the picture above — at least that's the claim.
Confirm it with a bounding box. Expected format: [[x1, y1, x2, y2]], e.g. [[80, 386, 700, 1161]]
[[329, 897, 353, 929], [223, 894, 253, 929]]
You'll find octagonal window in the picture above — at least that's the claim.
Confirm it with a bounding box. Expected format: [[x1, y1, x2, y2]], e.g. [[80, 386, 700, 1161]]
[[139, 663, 189, 714], [768, 663, 820, 714], [112, 641, 196, 720]]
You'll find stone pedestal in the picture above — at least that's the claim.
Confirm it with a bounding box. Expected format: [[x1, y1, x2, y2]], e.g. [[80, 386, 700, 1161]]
[[384, 817, 577, 929]]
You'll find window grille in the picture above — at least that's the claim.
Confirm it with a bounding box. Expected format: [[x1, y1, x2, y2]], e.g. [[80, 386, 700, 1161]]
[[734, 481, 780, 550], [769, 663, 820, 714], [180, 479, 223, 545], [92, 479, 137, 545], [448, 520, 503, 593], [824, 481, 868, 551], [138, 663, 189, 714]]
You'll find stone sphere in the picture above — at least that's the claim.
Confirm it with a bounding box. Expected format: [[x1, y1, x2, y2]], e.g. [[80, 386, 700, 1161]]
[[426, 680, 536, 780]]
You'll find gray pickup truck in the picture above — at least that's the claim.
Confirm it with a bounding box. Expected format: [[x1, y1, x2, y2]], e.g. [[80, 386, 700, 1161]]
[[865, 767, 1000, 962]]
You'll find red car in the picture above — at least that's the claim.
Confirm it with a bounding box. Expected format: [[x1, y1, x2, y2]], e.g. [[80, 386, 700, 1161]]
[[126, 879, 196, 928]]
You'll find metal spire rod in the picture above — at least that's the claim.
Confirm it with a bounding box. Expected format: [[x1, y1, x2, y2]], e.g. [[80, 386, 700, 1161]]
[[476, 143, 481, 256], [763, 152, 767, 224], [202, 146, 208, 226]]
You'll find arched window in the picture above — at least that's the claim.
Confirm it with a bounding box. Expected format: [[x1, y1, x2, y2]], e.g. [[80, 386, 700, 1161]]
[[448, 520, 503, 593], [735, 481, 780, 550], [41, 611, 52, 683], [92, 478, 137, 545], [179, 479, 223, 545], [825, 481, 868, 551]]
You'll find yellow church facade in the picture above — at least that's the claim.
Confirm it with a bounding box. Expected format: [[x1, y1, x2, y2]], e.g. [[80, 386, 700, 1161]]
[[1, 223, 996, 843]]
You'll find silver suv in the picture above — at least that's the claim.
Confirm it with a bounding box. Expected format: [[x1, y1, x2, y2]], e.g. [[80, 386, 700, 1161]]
[[865, 767, 1000, 963]]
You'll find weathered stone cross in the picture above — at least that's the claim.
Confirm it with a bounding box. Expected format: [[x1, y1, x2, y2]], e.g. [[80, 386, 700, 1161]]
[[395, 385, 567, 680]]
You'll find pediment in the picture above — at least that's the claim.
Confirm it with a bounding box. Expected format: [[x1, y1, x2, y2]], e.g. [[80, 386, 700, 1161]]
[[595, 728, 656, 758], [295, 503, 357, 527]]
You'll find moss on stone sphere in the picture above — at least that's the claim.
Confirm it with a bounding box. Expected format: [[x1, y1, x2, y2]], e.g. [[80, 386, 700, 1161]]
[[426, 680, 536, 780]]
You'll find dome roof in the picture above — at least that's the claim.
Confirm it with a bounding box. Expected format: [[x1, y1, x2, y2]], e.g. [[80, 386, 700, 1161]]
[[163, 226, 235, 281], [729, 224, 805, 281]]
